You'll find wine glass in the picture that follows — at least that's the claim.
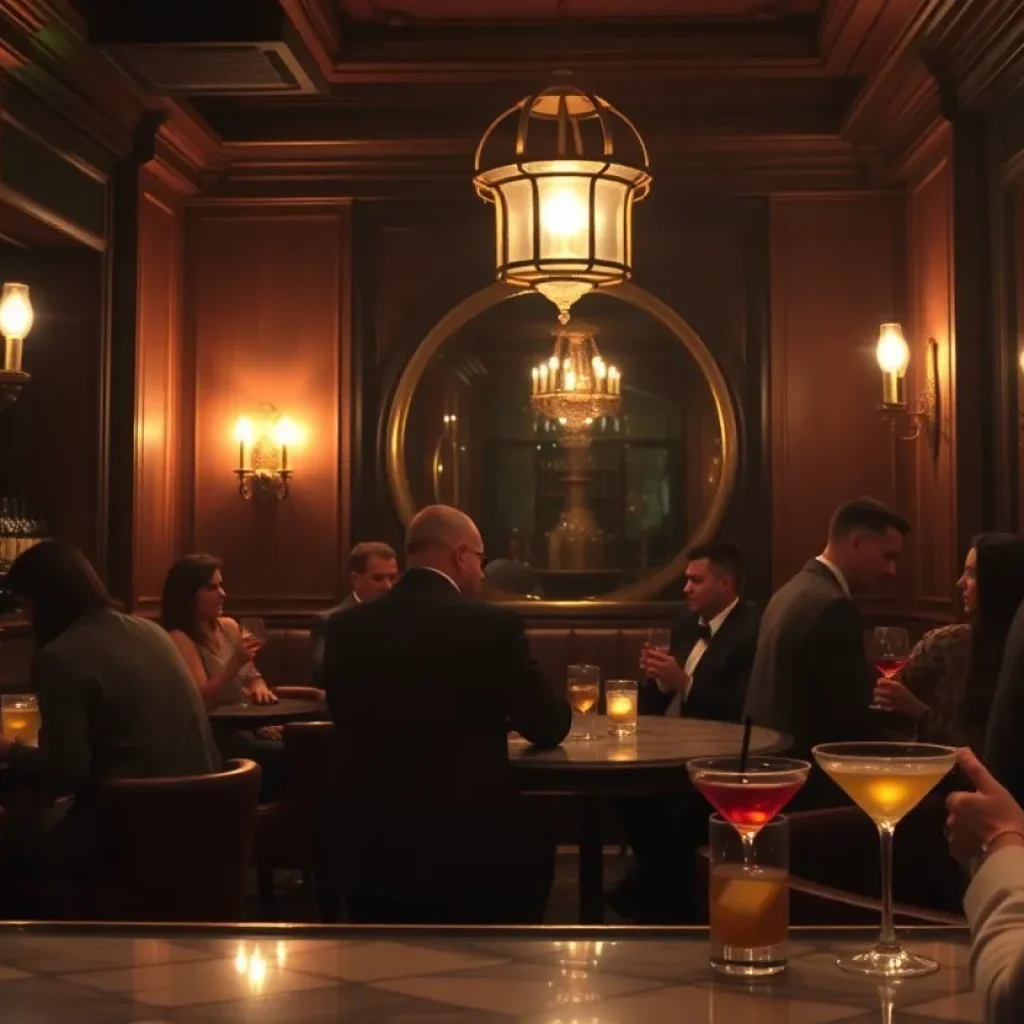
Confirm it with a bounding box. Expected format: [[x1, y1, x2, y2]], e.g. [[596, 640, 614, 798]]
[[870, 627, 910, 710], [812, 741, 958, 977], [239, 617, 267, 644], [566, 663, 600, 741]]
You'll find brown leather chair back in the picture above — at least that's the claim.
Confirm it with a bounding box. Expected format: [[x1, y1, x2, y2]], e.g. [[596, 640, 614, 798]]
[[255, 722, 337, 868], [95, 758, 261, 921]]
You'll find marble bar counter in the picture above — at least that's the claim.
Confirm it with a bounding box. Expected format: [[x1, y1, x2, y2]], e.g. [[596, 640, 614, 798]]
[[0, 923, 979, 1023]]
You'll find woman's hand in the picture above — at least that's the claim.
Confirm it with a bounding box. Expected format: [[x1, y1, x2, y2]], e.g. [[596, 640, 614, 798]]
[[228, 634, 262, 673], [872, 677, 929, 719], [246, 680, 279, 706], [255, 725, 283, 740]]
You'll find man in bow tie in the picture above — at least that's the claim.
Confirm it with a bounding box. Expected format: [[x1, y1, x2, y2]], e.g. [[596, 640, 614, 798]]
[[610, 543, 760, 922], [639, 543, 760, 721]]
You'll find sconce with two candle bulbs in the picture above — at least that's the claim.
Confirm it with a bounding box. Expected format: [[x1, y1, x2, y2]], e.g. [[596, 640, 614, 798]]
[[875, 322, 941, 460], [234, 404, 300, 500]]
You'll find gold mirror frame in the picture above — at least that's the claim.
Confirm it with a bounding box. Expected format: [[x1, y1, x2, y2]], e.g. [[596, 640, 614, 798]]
[[385, 281, 740, 603]]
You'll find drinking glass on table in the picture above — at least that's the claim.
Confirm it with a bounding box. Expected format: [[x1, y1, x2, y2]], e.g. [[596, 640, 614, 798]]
[[812, 741, 957, 978], [605, 679, 638, 738], [2, 694, 40, 747], [566, 663, 600, 741], [709, 814, 790, 977], [870, 627, 909, 710]]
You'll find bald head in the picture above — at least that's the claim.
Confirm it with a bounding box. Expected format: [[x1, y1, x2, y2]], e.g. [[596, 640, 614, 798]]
[[405, 505, 486, 595]]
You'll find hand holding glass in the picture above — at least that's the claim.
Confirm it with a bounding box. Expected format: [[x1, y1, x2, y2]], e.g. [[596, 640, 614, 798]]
[[871, 628, 910, 709]]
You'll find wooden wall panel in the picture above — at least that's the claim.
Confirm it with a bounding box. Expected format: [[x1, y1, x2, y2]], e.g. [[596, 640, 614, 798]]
[[133, 171, 183, 611], [770, 194, 906, 589], [907, 136, 957, 612], [185, 204, 350, 611]]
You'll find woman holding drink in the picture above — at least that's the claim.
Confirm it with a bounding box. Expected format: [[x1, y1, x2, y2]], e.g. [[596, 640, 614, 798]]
[[161, 554, 286, 798], [872, 534, 1024, 749]]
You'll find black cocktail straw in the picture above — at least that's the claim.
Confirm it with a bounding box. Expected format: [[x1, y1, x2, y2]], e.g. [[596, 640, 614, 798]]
[[739, 716, 753, 776]]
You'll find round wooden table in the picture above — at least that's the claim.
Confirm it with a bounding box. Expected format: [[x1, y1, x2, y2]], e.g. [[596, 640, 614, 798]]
[[208, 698, 328, 728], [509, 715, 790, 923]]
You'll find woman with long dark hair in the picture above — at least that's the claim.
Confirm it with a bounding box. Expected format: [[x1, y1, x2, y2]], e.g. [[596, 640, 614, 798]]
[[0, 541, 218, 881], [161, 554, 284, 797], [873, 533, 1024, 746]]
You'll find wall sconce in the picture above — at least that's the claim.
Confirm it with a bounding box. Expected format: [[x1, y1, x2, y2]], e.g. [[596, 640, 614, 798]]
[[0, 283, 33, 409], [875, 322, 940, 459], [233, 404, 297, 500]]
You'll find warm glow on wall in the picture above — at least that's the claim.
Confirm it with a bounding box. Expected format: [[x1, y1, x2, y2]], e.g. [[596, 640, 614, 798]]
[[874, 323, 940, 457], [233, 404, 303, 500]]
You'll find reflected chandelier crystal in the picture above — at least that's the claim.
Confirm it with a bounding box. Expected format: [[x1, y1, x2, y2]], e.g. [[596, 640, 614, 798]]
[[474, 72, 651, 325], [531, 325, 621, 437]]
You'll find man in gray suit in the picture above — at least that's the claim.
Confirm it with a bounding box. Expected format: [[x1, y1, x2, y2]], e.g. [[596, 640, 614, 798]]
[[310, 542, 398, 686], [744, 498, 909, 786]]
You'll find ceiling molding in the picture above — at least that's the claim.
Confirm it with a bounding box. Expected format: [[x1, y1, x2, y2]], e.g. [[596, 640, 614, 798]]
[[280, 0, 343, 79]]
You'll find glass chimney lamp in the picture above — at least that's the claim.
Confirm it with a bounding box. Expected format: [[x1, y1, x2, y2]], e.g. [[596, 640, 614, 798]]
[[233, 405, 296, 500], [876, 323, 910, 407], [0, 283, 33, 409]]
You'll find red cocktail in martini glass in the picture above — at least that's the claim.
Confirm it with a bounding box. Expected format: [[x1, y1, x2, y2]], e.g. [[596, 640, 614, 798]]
[[687, 756, 811, 861]]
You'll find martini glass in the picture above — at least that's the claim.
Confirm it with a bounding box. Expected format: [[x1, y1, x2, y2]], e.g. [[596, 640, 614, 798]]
[[812, 741, 957, 978], [687, 756, 811, 865]]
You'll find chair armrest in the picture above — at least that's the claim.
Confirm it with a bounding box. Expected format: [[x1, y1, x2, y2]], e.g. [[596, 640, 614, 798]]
[[273, 686, 326, 701]]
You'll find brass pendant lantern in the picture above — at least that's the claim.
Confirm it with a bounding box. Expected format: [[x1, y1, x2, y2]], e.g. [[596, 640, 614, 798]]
[[474, 73, 651, 325]]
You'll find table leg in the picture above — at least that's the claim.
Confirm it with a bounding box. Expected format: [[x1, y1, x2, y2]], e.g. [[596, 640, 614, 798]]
[[578, 795, 604, 924]]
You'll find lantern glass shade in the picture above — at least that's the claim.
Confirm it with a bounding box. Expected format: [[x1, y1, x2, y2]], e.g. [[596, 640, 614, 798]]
[[475, 81, 650, 326], [0, 283, 33, 341]]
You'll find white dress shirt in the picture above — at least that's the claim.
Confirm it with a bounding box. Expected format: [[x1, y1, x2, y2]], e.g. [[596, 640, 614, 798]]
[[965, 844, 1024, 1023], [815, 555, 850, 596], [659, 597, 739, 716]]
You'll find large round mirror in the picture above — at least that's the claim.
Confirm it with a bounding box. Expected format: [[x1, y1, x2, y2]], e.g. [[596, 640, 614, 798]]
[[387, 283, 738, 602]]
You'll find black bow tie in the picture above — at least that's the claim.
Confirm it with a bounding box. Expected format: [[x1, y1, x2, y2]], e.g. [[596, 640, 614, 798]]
[[696, 622, 712, 644]]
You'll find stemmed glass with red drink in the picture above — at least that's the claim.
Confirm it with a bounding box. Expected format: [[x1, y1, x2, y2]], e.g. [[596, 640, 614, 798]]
[[870, 627, 910, 710]]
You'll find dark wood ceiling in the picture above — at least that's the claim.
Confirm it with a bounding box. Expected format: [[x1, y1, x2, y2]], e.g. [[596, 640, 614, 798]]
[[338, 0, 824, 22]]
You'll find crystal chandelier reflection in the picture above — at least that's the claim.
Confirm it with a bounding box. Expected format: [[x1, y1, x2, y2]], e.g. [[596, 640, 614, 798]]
[[530, 324, 621, 439], [474, 73, 651, 325]]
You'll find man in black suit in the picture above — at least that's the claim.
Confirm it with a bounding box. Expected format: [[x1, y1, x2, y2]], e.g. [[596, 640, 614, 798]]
[[611, 544, 759, 921], [640, 543, 760, 722], [310, 541, 398, 687], [744, 497, 909, 800], [321, 505, 571, 924]]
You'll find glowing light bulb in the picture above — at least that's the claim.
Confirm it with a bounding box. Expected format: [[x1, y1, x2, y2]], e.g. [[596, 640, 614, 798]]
[[0, 283, 33, 340], [541, 189, 588, 237], [876, 323, 910, 376]]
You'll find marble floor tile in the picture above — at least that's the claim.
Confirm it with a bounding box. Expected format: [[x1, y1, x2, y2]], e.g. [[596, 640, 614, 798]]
[[0, 936, 212, 974], [902, 989, 985, 1022], [278, 940, 510, 982], [520, 982, 868, 1024], [373, 959, 667, 1015], [166, 983, 511, 1023], [59, 957, 341, 1008], [0, 976, 156, 1023]]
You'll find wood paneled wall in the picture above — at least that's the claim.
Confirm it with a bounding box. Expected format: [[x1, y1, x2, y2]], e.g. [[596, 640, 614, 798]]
[[769, 194, 909, 589], [906, 130, 957, 614], [133, 168, 185, 612], [183, 203, 351, 613]]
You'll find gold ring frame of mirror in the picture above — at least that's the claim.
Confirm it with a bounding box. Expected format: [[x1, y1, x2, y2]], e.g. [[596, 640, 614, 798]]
[[385, 281, 739, 604]]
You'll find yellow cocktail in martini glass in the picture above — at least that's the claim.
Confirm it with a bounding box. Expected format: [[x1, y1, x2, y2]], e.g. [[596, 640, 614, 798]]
[[812, 741, 957, 978]]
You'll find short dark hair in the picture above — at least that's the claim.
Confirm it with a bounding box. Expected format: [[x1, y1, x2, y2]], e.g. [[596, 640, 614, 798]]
[[6, 540, 115, 649], [828, 498, 910, 541], [349, 542, 397, 575], [686, 542, 744, 588], [160, 553, 222, 642]]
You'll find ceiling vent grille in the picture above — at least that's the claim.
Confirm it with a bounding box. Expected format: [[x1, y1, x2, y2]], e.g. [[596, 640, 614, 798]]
[[103, 43, 316, 95]]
